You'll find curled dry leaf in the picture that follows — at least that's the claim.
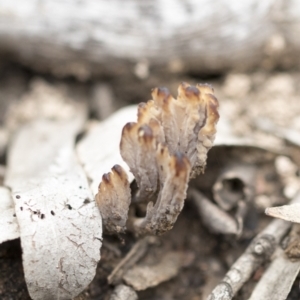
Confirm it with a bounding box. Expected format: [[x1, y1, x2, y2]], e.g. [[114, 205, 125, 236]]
[[189, 188, 240, 235], [97, 82, 219, 235]]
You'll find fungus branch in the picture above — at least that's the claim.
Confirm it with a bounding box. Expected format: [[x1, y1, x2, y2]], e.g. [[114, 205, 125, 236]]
[[96, 165, 131, 234], [96, 82, 219, 235]]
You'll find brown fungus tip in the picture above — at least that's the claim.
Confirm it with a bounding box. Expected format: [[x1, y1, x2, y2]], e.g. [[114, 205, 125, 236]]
[[112, 164, 128, 182], [197, 83, 214, 93], [123, 122, 137, 132], [180, 81, 190, 89], [208, 101, 220, 121], [152, 87, 171, 103], [138, 125, 153, 140], [102, 173, 111, 184], [184, 85, 200, 99], [112, 164, 123, 176]]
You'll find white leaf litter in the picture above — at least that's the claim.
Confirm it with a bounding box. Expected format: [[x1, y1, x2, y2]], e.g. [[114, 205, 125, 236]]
[[5, 119, 102, 300], [4, 84, 104, 300], [0, 186, 20, 243], [77, 105, 137, 195]]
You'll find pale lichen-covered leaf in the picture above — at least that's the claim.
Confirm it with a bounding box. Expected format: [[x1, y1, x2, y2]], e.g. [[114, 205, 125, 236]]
[[77, 106, 137, 195], [5, 120, 102, 300], [0, 186, 20, 243]]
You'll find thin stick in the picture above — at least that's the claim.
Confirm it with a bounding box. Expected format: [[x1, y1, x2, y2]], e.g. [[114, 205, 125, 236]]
[[207, 193, 300, 300], [248, 247, 300, 300]]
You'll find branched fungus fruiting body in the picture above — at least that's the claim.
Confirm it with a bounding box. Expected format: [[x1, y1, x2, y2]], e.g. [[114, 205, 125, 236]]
[[96, 82, 219, 235]]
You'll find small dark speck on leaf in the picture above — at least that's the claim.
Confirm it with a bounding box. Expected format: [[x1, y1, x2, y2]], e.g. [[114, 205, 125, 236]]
[[51, 210, 55, 216], [41, 214, 45, 219], [84, 198, 90, 204], [33, 211, 37, 214], [79, 186, 82, 189], [67, 204, 72, 210], [20, 207, 23, 211], [16, 195, 20, 199], [13, 213, 16, 217]]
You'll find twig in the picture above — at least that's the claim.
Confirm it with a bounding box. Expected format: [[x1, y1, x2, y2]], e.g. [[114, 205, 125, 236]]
[[206, 193, 300, 300], [248, 247, 300, 300]]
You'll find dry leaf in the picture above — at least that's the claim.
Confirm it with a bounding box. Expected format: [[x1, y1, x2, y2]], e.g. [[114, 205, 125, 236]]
[[77, 106, 137, 195], [4, 81, 102, 300], [0, 186, 20, 243]]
